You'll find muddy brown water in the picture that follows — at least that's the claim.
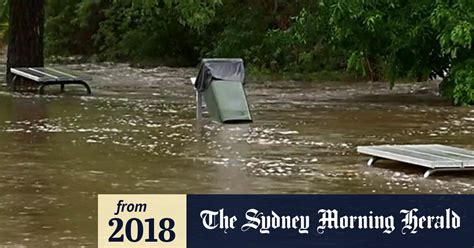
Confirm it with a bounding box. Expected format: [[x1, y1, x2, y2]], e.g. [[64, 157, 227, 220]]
[[0, 63, 473, 247]]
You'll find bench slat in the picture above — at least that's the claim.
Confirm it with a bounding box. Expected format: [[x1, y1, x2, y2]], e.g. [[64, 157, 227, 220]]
[[41, 68, 79, 81], [46, 67, 92, 81], [29, 68, 60, 80], [10, 67, 92, 82], [358, 144, 474, 169], [11, 68, 55, 82]]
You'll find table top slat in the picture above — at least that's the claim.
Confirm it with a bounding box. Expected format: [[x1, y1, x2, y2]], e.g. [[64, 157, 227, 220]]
[[358, 144, 474, 169]]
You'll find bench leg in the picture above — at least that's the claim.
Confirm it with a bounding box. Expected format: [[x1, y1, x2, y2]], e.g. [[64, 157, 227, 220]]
[[38, 84, 46, 95], [60, 84, 65, 93], [367, 157, 381, 167], [78, 81, 91, 95], [423, 170, 434, 178], [11, 75, 17, 92], [423, 168, 474, 178]]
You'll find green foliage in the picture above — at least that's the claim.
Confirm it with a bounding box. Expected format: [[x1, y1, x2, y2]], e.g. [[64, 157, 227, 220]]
[[45, 0, 104, 56], [206, 3, 344, 73], [440, 60, 474, 105], [94, 1, 200, 65], [326, 0, 439, 81], [324, 0, 473, 103], [203, 4, 268, 60], [431, 0, 473, 59], [431, 0, 474, 104], [253, 8, 339, 72], [347, 51, 367, 77], [0, 0, 8, 43], [44, 0, 224, 65], [94, 4, 195, 64], [4, 0, 474, 104], [127, 0, 222, 30]]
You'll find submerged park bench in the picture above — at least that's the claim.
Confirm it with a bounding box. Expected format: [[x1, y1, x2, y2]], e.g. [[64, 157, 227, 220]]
[[358, 144, 474, 178], [10, 67, 92, 95]]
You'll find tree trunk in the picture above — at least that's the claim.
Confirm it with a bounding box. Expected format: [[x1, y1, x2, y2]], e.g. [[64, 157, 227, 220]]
[[6, 0, 45, 86]]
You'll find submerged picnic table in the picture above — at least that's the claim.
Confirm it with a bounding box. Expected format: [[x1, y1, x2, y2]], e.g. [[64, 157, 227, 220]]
[[10, 67, 92, 95], [358, 144, 474, 178]]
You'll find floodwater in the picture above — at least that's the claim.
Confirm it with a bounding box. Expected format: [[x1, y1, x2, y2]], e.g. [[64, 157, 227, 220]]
[[0, 63, 473, 247]]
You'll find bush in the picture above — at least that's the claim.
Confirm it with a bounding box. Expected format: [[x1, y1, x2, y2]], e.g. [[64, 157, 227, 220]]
[[440, 60, 474, 105], [38, 0, 474, 104], [206, 6, 345, 73], [93, 2, 201, 66], [45, 0, 106, 56]]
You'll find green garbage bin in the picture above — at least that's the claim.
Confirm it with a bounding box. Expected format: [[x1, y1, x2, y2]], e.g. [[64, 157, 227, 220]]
[[203, 80, 252, 123], [195, 58, 252, 123]]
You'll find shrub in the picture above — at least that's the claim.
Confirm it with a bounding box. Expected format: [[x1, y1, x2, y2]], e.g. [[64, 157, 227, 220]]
[[440, 60, 474, 105]]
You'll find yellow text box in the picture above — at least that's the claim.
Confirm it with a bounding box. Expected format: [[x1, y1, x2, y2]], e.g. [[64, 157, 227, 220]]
[[98, 194, 186, 248]]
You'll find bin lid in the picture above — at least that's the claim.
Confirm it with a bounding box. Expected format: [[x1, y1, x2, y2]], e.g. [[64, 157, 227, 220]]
[[195, 58, 245, 92]]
